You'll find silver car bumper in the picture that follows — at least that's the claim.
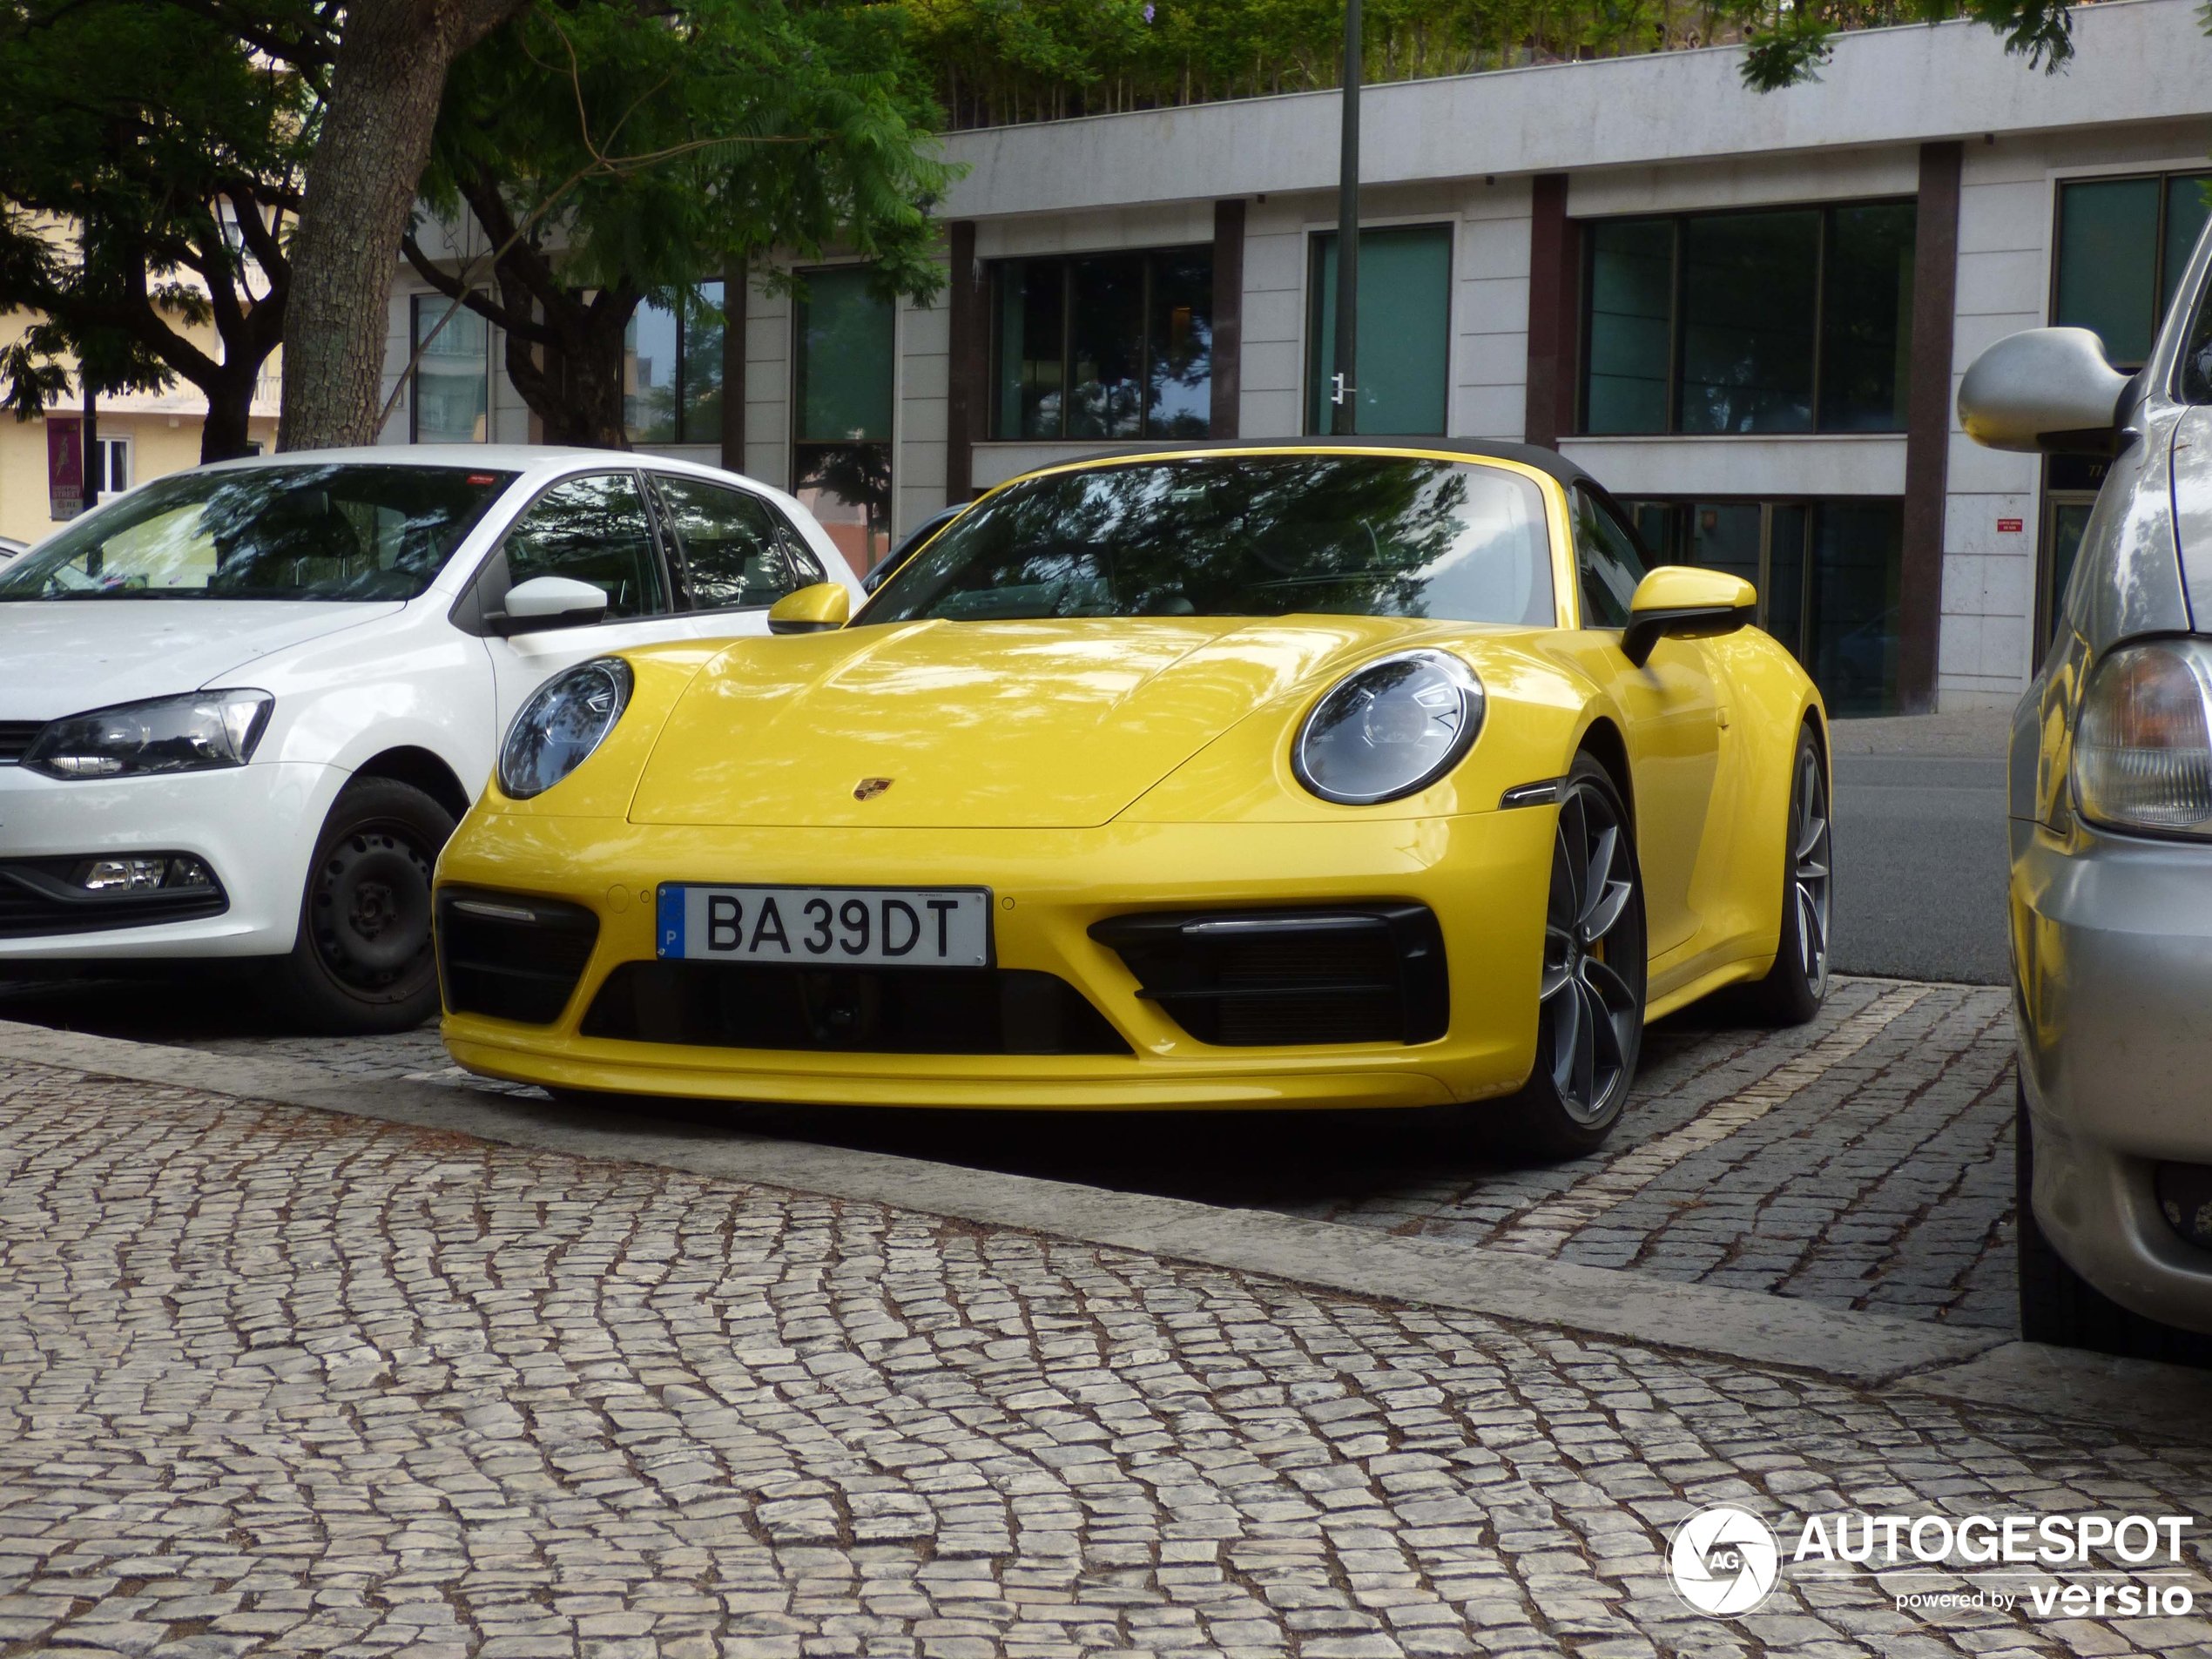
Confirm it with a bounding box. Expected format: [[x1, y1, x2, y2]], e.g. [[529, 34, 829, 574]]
[[2014, 813, 2212, 1332]]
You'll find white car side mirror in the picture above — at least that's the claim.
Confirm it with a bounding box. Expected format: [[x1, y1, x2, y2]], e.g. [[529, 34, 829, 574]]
[[492, 575, 609, 637], [1958, 327, 2131, 455]]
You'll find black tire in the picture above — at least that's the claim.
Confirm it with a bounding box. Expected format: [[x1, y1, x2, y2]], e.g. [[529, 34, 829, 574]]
[[1743, 725, 1831, 1027], [1500, 754, 1648, 1159], [266, 779, 453, 1035], [2016, 1078, 2212, 1359]]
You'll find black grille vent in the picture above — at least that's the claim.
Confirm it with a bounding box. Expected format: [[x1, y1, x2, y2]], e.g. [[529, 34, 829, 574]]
[[436, 889, 600, 1024], [582, 961, 1130, 1055], [1089, 904, 1449, 1047], [0, 862, 228, 938], [0, 722, 43, 765]]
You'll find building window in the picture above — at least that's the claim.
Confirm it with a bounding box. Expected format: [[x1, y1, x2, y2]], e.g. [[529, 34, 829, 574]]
[[625, 283, 725, 445], [410, 293, 489, 443], [992, 247, 1213, 442], [2054, 172, 2212, 369], [1581, 202, 1916, 437], [1624, 497, 1904, 716], [93, 435, 129, 496], [793, 266, 894, 574], [1306, 225, 1452, 436]]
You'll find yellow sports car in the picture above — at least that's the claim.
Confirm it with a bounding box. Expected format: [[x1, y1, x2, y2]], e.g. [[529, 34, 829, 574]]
[[435, 440, 1830, 1155]]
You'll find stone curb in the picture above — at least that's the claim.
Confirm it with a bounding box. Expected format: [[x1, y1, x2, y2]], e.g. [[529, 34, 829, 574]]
[[5, 1016, 2199, 1438]]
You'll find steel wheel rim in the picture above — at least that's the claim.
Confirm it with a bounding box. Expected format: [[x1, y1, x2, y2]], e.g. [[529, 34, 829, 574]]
[[312, 826, 435, 993], [1791, 745, 1832, 997], [1539, 781, 1642, 1126]]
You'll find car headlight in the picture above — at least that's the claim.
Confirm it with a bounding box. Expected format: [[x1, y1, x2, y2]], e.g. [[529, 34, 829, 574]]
[[1293, 649, 1485, 805], [2073, 637, 2212, 834], [23, 689, 273, 779], [498, 657, 633, 800]]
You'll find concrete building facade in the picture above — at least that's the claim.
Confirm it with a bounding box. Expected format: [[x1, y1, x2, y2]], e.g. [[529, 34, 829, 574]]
[[378, 0, 2212, 713]]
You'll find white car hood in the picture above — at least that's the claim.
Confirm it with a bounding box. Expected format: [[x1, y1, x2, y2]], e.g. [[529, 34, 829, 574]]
[[0, 600, 401, 720]]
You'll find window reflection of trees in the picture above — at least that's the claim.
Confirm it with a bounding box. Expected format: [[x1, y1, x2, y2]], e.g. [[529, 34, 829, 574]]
[[503, 475, 662, 618], [0, 465, 516, 601], [871, 458, 1552, 626]]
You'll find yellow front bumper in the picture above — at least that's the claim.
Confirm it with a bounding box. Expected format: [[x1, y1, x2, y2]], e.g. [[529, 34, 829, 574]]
[[436, 810, 1552, 1110]]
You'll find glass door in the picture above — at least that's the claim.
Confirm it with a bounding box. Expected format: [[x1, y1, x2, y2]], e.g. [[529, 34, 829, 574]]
[[2041, 496, 2095, 654], [1805, 502, 1903, 716], [1687, 502, 1763, 593], [1306, 225, 1453, 435], [2040, 453, 2110, 660], [793, 266, 894, 577]]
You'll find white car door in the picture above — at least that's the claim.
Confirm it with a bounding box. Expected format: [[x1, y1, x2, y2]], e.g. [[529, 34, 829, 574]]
[[475, 467, 713, 732]]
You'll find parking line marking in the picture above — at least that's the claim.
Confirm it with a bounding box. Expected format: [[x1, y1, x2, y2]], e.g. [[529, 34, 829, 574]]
[[1488, 986, 1932, 1254]]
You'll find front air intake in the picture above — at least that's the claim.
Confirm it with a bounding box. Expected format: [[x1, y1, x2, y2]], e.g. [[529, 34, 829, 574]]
[[436, 889, 600, 1024], [580, 961, 1130, 1055], [1089, 904, 1449, 1047]]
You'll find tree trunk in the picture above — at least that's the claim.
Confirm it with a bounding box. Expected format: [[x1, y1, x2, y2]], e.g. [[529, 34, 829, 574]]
[[408, 172, 639, 449], [199, 371, 260, 463], [278, 0, 526, 452], [536, 325, 631, 448]]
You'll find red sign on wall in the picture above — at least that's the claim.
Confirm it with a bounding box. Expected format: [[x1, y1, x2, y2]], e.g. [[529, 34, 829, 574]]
[[1996, 517, 2024, 534], [46, 415, 82, 521]]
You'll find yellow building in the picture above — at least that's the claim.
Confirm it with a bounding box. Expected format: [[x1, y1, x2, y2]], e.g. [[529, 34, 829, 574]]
[[0, 314, 279, 549]]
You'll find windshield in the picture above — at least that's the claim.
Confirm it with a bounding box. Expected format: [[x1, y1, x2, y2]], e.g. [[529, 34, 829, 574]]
[[864, 455, 1554, 626], [0, 463, 518, 602]]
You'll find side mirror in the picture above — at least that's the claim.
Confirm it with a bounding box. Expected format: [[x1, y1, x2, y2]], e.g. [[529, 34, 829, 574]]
[[1622, 567, 1757, 668], [489, 575, 609, 637], [768, 582, 852, 635], [1957, 327, 2129, 454]]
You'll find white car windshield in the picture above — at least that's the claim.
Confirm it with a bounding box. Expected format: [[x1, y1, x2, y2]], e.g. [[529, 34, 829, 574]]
[[862, 455, 1555, 626], [0, 462, 517, 602]]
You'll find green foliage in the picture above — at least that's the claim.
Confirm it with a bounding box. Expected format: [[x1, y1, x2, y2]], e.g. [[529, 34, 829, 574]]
[[410, 0, 955, 443], [892, 0, 2084, 122], [430, 0, 954, 297], [0, 0, 315, 455]]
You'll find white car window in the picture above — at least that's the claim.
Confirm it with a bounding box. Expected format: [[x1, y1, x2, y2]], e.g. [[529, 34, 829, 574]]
[[651, 475, 820, 610], [0, 463, 516, 601], [501, 473, 670, 619]]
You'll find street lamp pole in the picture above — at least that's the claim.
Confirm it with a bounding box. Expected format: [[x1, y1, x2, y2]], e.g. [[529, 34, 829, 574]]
[[1331, 0, 1361, 435]]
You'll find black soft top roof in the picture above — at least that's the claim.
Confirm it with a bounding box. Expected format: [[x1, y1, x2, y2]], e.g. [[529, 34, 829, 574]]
[[1049, 435, 1597, 491]]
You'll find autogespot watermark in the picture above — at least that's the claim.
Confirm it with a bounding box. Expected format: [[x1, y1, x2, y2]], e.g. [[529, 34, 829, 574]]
[[1665, 1504, 2200, 1620]]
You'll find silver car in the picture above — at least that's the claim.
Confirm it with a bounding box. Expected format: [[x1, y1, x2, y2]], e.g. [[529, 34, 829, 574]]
[[1964, 222, 2212, 1352]]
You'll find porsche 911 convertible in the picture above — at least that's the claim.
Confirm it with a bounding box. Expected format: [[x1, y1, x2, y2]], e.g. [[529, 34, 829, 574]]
[[434, 439, 1831, 1155]]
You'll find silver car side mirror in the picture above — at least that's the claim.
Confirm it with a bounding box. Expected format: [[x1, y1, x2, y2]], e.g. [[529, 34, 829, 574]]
[[1957, 327, 2130, 454]]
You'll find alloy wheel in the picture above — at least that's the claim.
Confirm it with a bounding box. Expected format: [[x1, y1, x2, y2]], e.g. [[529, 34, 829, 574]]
[[1539, 779, 1642, 1126], [1790, 745, 1832, 998]]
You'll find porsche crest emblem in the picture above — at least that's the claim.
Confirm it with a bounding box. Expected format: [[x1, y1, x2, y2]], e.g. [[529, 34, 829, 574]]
[[853, 778, 894, 801]]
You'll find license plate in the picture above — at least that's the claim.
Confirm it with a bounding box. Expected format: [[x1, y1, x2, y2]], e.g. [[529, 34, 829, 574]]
[[656, 883, 992, 968]]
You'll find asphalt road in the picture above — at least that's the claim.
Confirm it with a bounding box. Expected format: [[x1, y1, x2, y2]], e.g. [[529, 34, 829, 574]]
[[1829, 709, 2013, 986]]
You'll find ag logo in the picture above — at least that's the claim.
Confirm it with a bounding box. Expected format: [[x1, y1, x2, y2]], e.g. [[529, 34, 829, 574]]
[[1668, 1506, 1780, 1616]]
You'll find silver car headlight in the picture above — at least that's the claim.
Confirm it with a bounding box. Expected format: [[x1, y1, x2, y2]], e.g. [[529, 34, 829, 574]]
[[23, 689, 273, 779], [498, 658, 633, 800], [2073, 637, 2212, 835], [1293, 649, 1485, 806]]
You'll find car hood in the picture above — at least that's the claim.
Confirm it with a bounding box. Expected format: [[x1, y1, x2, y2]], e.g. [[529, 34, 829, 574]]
[[0, 600, 401, 720], [627, 616, 1438, 829]]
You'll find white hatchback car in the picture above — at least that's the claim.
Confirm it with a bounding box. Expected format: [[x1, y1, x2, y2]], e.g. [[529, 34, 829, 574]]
[[0, 446, 864, 1031]]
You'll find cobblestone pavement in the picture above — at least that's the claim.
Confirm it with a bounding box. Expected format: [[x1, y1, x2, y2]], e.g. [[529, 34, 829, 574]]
[[3, 1058, 2209, 1659], [0, 975, 2019, 1331]]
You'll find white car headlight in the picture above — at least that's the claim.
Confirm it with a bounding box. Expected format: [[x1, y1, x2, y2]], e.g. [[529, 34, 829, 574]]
[[2073, 637, 2212, 835], [1293, 650, 1485, 805], [498, 658, 633, 800], [23, 689, 272, 779]]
